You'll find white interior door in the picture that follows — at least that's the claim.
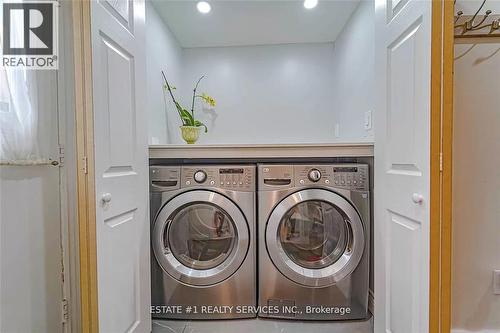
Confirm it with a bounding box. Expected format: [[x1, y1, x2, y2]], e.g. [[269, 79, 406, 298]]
[[374, 0, 432, 332], [0, 72, 62, 333], [91, 0, 150, 332]]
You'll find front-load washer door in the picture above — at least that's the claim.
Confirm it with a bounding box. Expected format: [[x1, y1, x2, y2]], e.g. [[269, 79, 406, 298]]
[[266, 188, 364, 287], [152, 190, 249, 286]]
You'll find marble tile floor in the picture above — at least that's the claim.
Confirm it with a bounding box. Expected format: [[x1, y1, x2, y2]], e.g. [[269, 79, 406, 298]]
[[152, 316, 373, 333]]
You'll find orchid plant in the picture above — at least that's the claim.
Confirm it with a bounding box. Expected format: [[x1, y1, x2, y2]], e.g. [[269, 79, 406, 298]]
[[161, 70, 216, 133]]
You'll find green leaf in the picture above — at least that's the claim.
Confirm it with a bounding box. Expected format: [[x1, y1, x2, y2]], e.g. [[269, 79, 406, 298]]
[[173, 102, 193, 126], [173, 103, 185, 124], [194, 120, 208, 133], [180, 108, 194, 126]]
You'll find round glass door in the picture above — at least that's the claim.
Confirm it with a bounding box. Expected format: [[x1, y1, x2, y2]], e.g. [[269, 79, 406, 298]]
[[153, 190, 249, 286], [266, 189, 364, 287], [167, 203, 236, 270], [279, 201, 348, 270]]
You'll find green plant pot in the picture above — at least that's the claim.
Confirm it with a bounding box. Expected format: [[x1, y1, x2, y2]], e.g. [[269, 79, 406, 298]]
[[180, 126, 202, 144]]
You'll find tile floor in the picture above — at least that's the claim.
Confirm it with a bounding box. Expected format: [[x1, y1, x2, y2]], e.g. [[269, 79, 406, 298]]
[[152, 316, 373, 333]]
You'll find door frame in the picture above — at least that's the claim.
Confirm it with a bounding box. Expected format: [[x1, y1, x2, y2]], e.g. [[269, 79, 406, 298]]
[[72, 1, 98, 332], [430, 0, 454, 332], [71, 0, 454, 332]]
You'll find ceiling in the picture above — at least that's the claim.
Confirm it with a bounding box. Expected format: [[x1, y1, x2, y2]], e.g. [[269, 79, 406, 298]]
[[151, 0, 361, 48]]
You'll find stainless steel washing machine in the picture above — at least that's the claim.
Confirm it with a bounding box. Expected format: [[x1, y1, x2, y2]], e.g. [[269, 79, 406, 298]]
[[258, 164, 370, 320], [150, 165, 256, 319]]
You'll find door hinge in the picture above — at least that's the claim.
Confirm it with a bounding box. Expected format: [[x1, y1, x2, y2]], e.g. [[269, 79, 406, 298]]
[[58, 146, 65, 167], [439, 152, 443, 172], [61, 298, 69, 324], [82, 156, 88, 174]]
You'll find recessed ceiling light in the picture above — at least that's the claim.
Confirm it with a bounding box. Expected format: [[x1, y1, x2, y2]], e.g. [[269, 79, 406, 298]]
[[303, 0, 318, 9], [197, 1, 211, 14]]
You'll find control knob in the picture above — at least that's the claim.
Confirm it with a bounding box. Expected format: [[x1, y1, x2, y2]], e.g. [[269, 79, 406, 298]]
[[308, 169, 321, 182], [194, 170, 207, 183]]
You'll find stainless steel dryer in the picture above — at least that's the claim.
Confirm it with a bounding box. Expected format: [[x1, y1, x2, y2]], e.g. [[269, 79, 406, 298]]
[[150, 165, 256, 319], [258, 164, 370, 320]]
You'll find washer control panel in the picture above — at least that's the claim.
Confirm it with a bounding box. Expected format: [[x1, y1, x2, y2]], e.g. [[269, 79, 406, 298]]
[[193, 170, 207, 183], [294, 164, 369, 191], [259, 164, 369, 191], [182, 165, 255, 192], [308, 168, 322, 182], [332, 165, 368, 191]]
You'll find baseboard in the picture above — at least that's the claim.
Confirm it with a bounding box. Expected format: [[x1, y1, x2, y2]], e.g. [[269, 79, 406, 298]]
[[368, 289, 374, 315]]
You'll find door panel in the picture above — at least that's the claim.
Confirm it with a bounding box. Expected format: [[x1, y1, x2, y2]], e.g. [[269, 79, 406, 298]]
[[91, 0, 149, 332], [374, 0, 431, 332], [0, 72, 62, 332], [102, 0, 133, 30], [387, 17, 425, 176], [100, 36, 136, 174], [388, 211, 422, 333], [388, 0, 409, 22]]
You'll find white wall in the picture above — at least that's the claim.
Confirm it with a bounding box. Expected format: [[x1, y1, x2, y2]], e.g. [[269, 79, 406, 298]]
[[146, 1, 374, 145], [330, 0, 374, 141], [0, 73, 62, 333], [179, 42, 337, 144], [452, 42, 500, 333], [146, 1, 183, 145], [455, 1, 500, 13], [0, 168, 61, 333]]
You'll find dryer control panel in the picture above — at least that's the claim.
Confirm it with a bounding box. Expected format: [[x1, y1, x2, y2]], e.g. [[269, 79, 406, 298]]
[[182, 165, 255, 192], [150, 165, 255, 192], [259, 164, 369, 192]]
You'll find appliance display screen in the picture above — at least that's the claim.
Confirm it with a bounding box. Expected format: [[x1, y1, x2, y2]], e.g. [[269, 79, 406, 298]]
[[220, 168, 244, 174], [333, 167, 358, 173]]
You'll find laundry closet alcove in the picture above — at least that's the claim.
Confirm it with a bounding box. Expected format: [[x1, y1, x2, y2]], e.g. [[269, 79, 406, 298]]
[[71, 0, 447, 331], [145, 1, 376, 331]]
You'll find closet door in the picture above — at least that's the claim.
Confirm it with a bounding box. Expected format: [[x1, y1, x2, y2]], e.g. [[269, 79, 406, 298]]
[[374, 0, 432, 332], [90, 0, 150, 332]]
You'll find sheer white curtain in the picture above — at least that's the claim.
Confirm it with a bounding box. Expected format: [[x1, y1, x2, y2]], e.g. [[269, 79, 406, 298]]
[[0, 13, 41, 164], [0, 68, 42, 163]]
